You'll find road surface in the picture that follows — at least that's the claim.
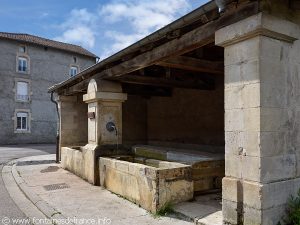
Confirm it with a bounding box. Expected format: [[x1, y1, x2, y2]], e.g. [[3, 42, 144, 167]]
[[0, 144, 55, 224]]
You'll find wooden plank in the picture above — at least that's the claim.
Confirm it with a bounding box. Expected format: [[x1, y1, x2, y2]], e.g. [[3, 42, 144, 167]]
[[156, 56, 224, 74], [122, 84, 172, 97], [108, 75, 214, 90], [100, 32, 215, 79]]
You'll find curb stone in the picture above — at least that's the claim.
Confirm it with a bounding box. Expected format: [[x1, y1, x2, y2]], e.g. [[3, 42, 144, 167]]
[[2, 157, 74, 225]]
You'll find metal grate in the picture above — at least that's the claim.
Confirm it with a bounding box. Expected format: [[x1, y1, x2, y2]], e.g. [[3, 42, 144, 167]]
[[43, 183, 70, 191], [40, 166, 59, 173]]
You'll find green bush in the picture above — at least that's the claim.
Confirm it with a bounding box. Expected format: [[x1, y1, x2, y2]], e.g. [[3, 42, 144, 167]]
[[278, 189, 300, 225]]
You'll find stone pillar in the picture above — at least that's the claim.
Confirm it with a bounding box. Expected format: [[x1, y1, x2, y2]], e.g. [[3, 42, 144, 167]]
[[216, 13, 300, 225], [83, 79, 127, 147], [74, 79, 127, 184], [57, 95, 88, 151]]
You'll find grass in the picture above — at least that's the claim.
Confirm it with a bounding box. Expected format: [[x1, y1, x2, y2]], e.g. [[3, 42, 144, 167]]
[[278, 189, 300, 225], [153, 202, 175, 217]]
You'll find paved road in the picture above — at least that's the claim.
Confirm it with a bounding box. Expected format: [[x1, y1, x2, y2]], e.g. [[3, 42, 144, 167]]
[[0, 144, 55, 224]]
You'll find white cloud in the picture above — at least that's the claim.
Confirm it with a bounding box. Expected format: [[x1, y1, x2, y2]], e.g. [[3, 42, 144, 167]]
[[55, 8, 97, 48], [56, 26, 95, 48], [99, 0, 191, 58], [54, 1, 195, 58], [100, 31, 145, 57]]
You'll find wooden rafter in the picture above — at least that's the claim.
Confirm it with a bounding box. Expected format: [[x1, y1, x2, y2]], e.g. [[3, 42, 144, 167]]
[[107, 75, 214, 90], [156, 56, 224, 75], [57, 1, 258, 95]]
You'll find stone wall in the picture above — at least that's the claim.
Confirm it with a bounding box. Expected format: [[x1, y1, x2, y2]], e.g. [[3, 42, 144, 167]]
[[122, 95, 147, 146], [0, 39, 95, 144], [122, 76, 224, 150], [61, 146, 99, 185]]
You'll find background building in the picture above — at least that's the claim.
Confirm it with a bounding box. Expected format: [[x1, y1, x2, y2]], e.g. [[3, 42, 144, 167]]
[[0, 32, 97, 144]]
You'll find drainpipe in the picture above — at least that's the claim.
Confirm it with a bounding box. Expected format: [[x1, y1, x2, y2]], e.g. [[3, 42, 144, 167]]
[[51, 92, 60, 163], [215, 0, 227, 12]]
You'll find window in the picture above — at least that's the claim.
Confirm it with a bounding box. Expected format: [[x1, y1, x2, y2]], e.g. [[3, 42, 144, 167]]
[[16, 81, 29, 101], [70, 66, 78, 77], [73, 57, 77, 63], [19, 46, 26, 53], [18, 57, 28, 72], [16, 112, 28, 131]]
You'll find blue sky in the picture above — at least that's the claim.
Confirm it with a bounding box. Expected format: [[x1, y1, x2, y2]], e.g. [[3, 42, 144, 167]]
[[0, 0, 210, 59]]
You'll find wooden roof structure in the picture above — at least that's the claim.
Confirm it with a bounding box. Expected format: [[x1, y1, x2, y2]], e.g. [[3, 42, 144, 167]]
[[48, 0, 262, 96]]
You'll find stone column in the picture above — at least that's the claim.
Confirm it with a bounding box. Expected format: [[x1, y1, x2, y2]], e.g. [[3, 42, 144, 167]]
[[57, 95, 87, 151], [76, 79, 127, 184], [83, 79, 127, 147], [216, 13, 300, 225]]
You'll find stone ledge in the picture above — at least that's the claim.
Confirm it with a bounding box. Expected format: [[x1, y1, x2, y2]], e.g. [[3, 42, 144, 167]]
[[83, 91, 127, 103], [216, 12, 300, 47]]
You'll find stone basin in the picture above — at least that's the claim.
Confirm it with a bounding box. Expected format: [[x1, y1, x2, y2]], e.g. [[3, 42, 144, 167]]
[[133, 145, 225, 193], [99, 155, 194, 213]]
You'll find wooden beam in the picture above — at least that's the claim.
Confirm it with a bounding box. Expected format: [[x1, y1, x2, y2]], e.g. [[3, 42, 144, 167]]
[[107, 75, 214, 90], [97, 1, 258, 80], [156, 56, 224, 74], [60, 78, 90, 95], [57, 1, 258, 95], [122, 84, 172, 97]]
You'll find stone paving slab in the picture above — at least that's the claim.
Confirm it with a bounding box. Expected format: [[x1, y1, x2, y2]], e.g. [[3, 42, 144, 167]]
[[15, 155, 193, 225], [173, 193, 222, 225]]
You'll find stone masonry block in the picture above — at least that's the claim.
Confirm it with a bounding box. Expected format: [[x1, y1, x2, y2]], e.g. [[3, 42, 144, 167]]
[[225, 131, 260, 157], [260, 57, 284, 87], [260, 131, 287, 157], [241, 155, 260, 182], [225, 108, 260, 133], [244, 108, 260, 132], [225, 154, 242, 179], [260, 154, 296, 183], [225, 86, 243, 110], [260, 108, 287, 132], [225, 59, 260, 87], [222, 177, 240, 203], [260, 36, 283, 61], [224, 36, 260, 66], [243, 204, 285, 225], [261, 83, 286, 109], [225, 109, 244, 132], [225, 131, 244, 155], [223, 199, 239, 225], [225, 83, 260, 110], [243, 180, 294, 210]]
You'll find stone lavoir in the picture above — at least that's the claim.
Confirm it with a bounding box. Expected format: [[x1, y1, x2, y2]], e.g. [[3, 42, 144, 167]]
[[60, 78, 225, 212], [50, 1, 300, 224]]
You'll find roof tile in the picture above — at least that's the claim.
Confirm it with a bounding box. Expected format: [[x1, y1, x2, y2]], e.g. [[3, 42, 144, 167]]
[[0, 32, 97, 58]]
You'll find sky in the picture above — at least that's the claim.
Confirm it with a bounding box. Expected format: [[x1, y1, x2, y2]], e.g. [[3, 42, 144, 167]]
[[0, 0, 210, 59]]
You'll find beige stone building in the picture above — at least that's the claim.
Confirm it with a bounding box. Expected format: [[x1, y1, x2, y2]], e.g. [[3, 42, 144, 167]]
[[49, 1, 300, 224]]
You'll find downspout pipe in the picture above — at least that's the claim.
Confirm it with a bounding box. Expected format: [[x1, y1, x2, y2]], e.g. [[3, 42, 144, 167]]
[[50, 92, 60, 163], [215, 0, 227, 12]]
